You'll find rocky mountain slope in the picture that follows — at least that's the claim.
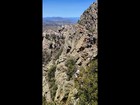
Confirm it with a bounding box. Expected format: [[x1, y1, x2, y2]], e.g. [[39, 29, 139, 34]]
[[43, 2, 98, 105]]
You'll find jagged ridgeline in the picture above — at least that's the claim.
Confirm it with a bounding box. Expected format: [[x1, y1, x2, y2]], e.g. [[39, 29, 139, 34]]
[[43, 2, 97, 105]]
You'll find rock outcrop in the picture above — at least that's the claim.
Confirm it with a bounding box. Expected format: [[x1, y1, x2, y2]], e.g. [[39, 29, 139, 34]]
[[43, 2, 98, 105]]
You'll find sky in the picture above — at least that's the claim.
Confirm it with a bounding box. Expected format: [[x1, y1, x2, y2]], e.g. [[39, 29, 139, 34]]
[[43, 0, 95, 18]]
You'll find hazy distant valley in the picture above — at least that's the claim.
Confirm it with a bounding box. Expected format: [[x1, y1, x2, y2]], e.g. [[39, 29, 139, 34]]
[[43, 17, 79, 31]]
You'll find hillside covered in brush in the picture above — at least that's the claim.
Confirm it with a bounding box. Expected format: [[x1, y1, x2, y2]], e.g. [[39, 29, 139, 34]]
[[43, 2, 97, 105]]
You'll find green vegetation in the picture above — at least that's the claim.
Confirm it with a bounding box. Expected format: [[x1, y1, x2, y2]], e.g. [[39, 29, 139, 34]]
[[42, 96, 47, 105], [54, 48, 63, 60], [42, 95, 56, 105], [45, 34, 50, 40], [75, 59, 98, 105], [77, 20, 80, 24], [65, 57, 76, 80], [50, 84, 58, 101], [48, 65, 56, 81], [46, 102, 56, 105], [48, 65, 58, 101], [52, 35, 56, 41], [42, 51, 51, 65]]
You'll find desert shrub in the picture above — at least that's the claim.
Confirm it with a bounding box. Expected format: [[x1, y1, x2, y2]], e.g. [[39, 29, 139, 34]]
[[45, 34, 50, 40], [77, 20, 80, 24], [54, 48, 63, 60], [48, 65, 56, 81], [51, 34, 56, 41], [47, 65, 58, 101], [65, 57, 75, 67], [42, 50, 51, 65], [75, 59, 98, 105], [65, 57, 76, 80], [50, 84, 58, 101], [42, 96, 47, 105], [46, 102, 56, 105]]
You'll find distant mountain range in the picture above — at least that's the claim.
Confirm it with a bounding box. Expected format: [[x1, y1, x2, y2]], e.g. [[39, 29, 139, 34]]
[[43, 17, 80, 26]]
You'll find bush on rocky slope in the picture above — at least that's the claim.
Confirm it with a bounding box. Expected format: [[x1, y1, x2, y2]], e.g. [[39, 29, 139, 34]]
[[75, 59, 98, 105], [42, 51, 51, 65], [46, 102, 56, 105], [65, 57, 77, 80], [54, 48, 63, 60], [43, 2, 98, 105], [42, 96, 47, 105], [48, 65, 58, 101]]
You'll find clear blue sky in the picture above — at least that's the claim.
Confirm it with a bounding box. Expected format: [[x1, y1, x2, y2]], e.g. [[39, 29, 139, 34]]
[[43, 0, 95, 18]]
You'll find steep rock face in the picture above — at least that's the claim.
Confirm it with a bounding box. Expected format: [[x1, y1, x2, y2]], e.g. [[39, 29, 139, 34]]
[[43, 2, 98, 105], [78, 2, 97, 34]]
